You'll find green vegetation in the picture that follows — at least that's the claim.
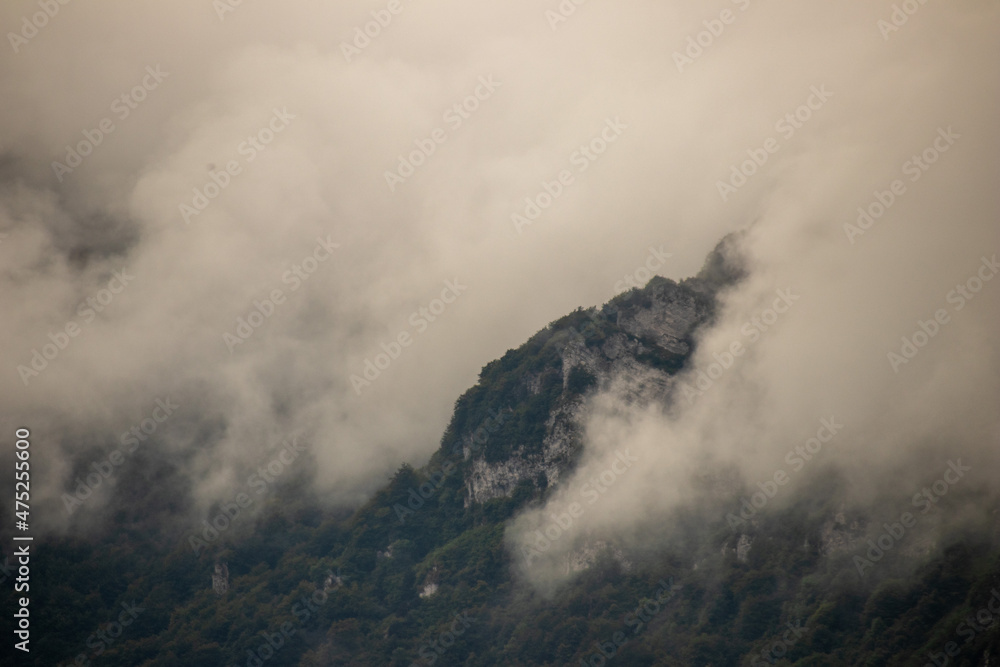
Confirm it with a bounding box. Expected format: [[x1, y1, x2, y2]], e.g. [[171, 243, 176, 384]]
[[3, 268, 998, 666]]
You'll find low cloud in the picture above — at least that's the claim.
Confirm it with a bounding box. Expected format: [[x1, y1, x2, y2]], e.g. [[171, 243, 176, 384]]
[[0, 1, 996, 547]]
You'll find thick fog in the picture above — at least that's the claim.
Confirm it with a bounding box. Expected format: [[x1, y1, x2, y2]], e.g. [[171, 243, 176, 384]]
[[0, 2, 997, 550]]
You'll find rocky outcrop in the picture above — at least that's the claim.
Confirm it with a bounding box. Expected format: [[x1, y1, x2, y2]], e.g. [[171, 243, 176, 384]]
[[562, 541, 633, 575], [615, 281, 707, 356], [736, 534, 754, 562], [462, 278, 712, 507], [818, 510, 866, 556], [720, 534, 755, 562], [465, 400, 583, 506]]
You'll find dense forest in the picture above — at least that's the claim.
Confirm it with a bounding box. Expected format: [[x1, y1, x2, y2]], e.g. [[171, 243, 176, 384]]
[[4, 268, 1000, 667]]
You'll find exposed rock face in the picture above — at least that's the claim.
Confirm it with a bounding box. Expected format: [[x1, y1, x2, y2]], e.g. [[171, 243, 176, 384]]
[[615, 281, 707, 357], [721, 534, 755, 562], [447, 239, 947, 577], [818, 511, 866, 556], [212, 562, 229, 595], [461, 277, 713, 507], [736, 534, 754, 562], [562, 541, 633, 575], [465, 401, 583, 506]]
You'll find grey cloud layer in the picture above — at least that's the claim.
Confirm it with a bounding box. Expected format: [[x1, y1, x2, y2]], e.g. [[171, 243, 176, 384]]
[[0, 2, 997, 543]]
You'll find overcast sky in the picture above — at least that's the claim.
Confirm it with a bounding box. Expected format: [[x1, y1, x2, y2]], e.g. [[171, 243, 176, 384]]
[[1, 1, 997, 541]]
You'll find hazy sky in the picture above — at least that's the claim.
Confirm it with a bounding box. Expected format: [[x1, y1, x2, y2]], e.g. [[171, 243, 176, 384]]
[[1, 1, 997, 539], [506, 0, 1000, 585]]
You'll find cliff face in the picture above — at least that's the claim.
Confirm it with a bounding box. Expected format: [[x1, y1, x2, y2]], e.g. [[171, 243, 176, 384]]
[[443, 232, 752, 512], [457, 274, 715, 507], [464, 400, 582, 506], [444, 233, 939, 577]]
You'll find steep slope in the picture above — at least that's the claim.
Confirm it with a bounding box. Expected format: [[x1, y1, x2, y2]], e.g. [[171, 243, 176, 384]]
[[6, 235, 1000, 667]]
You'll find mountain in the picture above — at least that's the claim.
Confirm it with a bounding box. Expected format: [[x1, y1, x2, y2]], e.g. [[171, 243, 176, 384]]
[[4, 236, 1000, 667]]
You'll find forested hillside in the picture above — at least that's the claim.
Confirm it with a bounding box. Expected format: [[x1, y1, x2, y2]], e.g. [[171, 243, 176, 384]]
[[4, 249, 999, 667]]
